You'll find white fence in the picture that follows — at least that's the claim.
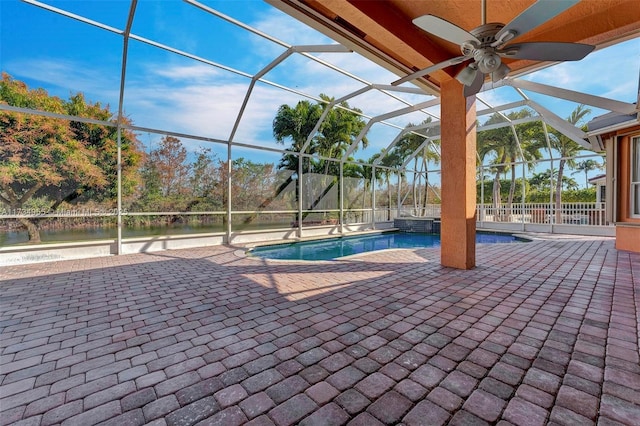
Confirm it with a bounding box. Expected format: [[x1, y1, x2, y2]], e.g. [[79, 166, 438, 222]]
[[387, 202, 613, 236], [476, 203, 607, 226], [311, 203, 608, 228], [391, 203, 606, 226]]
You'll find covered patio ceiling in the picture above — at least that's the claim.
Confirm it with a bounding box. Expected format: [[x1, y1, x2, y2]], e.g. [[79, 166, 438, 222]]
[[269, 0, 640, 95]]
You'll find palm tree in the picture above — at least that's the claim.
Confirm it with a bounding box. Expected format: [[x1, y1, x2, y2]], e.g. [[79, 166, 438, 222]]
[[530, 169, 555, 192], [478, 110, 543, 220], [529, 169, 579, 192], [396, 130, 422, 213], [261, 99, 324, 224], [341, 160, 368, 221], [572, 159, 603, 188], [420, 139, 441, 214], [548, 104, 591, 222], [379, 151, 403, 220], [273, 99, 323, 174], [478, 116, 516, 216], [271, 95, 369, 223], [315, 94, 368, 177], [395, 118, 440, 215], [363, 154, 385, 211]]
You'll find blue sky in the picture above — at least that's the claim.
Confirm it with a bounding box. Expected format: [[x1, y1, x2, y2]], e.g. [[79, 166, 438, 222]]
[[1, 0, 639, 182]]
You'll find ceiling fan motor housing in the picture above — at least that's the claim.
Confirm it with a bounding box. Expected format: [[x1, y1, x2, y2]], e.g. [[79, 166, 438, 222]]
[[469, 23, 506, 47]]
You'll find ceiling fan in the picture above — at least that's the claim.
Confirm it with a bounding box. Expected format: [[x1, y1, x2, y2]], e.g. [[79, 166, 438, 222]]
[[391, 0, 595, 96]]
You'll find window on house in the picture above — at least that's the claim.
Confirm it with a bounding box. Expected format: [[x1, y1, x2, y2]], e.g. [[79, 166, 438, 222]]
[[632, 136, 640, 217]]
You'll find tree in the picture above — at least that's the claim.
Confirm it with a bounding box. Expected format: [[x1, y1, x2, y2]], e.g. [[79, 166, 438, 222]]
[[363, 154, 386, 210], [231, 158, 277, 211], [529, 169, 556, 192], [271, 98, 323, 221], [189, 147, 223, 213], [548, 104, 591, 222], [273, 99, 323, 174], [478, 110, 543, 219], [477, 178, 528, 204], [272, 95, 368, 223], [572, 159, 603, 188], [379, 151, 403, 220], [395, 118, 441, 215], [148, 136, 190, 197], [136, 140, 226, 216], [310, 95, 368, 219], [315, 94, 368, 176], [529, 169, 577, 191], [138, 157, 162, 208], [190, 148, 220, 199], [0, 73, 142, 242]]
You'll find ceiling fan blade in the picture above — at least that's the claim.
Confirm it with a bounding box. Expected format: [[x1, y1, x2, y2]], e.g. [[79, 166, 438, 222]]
[[413, 15, 479, 46], [494, 0, 580, 45], [464, 71, 485, 97], [392, 55, 467, 86], [499, 42, 595, 61]]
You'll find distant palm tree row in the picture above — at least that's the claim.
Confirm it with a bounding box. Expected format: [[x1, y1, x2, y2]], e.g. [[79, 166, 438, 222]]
[[271, 95, 602, 218], [476, 105, 603, 221]]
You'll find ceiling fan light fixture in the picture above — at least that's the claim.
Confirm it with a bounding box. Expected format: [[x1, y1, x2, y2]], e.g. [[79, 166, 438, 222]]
[[492, 62, 511, 82], [455, 63, 478, 86], [476, 50, 501, 74]]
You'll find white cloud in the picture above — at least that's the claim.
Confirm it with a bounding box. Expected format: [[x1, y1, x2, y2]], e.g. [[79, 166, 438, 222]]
[[6, 58, 121, 105], [526, 64, 576, 87], [524, 39, 640, 101], [152, 64, 224, 81], [252, 9, 334, 49], [315, 50, 399, 84], [121, 63, 304, 147]]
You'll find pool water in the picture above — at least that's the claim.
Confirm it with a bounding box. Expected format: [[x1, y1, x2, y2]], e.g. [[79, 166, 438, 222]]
[[248, 232, 522, 261]]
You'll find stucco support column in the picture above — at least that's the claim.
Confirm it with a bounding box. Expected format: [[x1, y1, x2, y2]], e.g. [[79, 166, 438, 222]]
[[440, 78, 477, 269]]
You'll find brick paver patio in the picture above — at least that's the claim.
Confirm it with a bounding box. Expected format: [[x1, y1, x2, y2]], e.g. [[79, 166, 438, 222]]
[[1, 237, 639, 425]]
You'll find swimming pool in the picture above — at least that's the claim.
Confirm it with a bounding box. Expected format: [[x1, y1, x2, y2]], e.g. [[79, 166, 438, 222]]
[[248, 232, 523, 261]]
